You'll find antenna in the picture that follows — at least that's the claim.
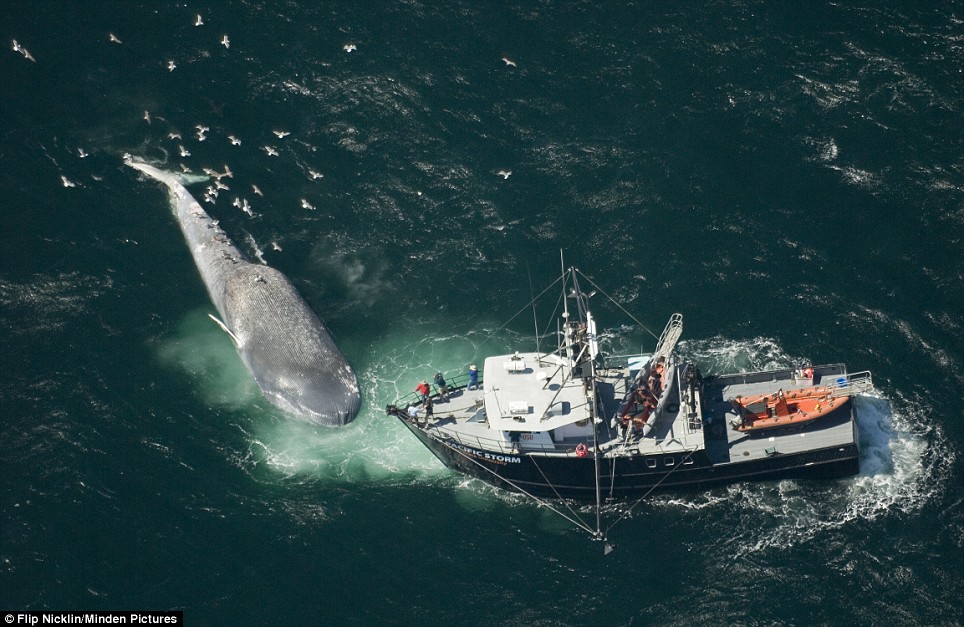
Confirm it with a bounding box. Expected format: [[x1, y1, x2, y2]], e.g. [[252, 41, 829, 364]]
[[527, 261, 541, 361]]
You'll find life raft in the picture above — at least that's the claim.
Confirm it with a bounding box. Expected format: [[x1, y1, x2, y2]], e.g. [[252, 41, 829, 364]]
[[731, 386, 849, 433]]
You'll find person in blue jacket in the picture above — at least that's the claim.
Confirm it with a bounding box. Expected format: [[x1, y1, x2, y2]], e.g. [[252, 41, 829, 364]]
[[434, 372, 449, 401], [467, 364, 479, 390]]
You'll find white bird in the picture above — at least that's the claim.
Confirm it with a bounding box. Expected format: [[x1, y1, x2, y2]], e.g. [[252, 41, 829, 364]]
[[194, 14, 203, 27], [502, 57, 516, 67], [272, 130, 290, 138], [205, 186, 218, 197], [241, 199, 254, 216], [77, 148, 89, 158], [214, 179, 229, 191], [251, 184, 263, 196], [196, 124, 209, 133], [343, 43, 357, 52], [109, 33, 123, 44], [232, 197, 242, 208], [271, 241, 282, 251], [221, 164, 233, 178], [168, 132, 181, 140], [11, 40, 35, 61], [308, 169, 323, 180], [167, 60, 176, 71], [203, 194, 216, 205], [61, 175, 76, 188], [179, 163, 192, 173], [179, 145, 190, 157], [220, 35, 230, 48], [228, 135, 241, 145], [143, 110, 151, 124], [497, 170, 512, 179], [263, 145, 279, 156], [300, 198, 315, 210]]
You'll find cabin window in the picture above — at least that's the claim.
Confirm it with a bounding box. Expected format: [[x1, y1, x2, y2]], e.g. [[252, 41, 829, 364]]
[[646, 459, 657, 469], [665, 457, 675, 467], [683, 458, 694, 465]]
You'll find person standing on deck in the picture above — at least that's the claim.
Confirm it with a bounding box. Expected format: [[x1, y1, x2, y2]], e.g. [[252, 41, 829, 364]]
[[415, 380, 430, 401], [467, 364, 479, 390], [434, 372, 449, 401]]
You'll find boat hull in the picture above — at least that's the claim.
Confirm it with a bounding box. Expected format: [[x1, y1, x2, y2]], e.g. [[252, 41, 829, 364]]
[[397, 408, 860, 500]]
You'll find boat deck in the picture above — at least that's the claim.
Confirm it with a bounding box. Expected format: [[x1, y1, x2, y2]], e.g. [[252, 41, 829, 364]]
[[701, 365, 858, 466], [403, 363, 859, 466]]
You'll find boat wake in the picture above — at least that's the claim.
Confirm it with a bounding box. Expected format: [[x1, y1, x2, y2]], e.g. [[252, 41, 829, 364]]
[[648, 338, 952, 555]]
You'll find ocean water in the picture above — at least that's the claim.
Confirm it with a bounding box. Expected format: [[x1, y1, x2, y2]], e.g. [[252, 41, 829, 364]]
[[2, 1, 962, 624]]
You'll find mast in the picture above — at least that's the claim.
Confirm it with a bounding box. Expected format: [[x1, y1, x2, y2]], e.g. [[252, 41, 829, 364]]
[[570, 268, 604, 541]]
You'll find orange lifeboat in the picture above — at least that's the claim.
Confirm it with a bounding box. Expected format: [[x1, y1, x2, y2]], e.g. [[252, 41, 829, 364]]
[[731, 386, 849, 433]]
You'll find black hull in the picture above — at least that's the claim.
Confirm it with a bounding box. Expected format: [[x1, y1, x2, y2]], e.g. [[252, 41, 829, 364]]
[[399, 418, 860, 500]]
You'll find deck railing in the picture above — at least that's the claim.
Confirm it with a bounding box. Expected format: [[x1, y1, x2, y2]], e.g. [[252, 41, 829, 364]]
[[391, 371, 484, 409], [826, 370, 874, 398]]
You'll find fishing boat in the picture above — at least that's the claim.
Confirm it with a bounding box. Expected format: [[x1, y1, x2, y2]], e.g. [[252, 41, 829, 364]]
[[385, 265, 873, 544]]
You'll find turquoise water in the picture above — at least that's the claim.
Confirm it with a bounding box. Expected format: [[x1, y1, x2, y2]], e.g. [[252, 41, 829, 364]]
[[2, 1, 962, 624]]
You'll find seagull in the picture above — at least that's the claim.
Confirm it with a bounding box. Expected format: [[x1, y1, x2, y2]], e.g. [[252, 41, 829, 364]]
[[194, 14, 203, 27], [228, 135, 241, 145], [214, 179, 229, 191], [502, 57, 516, 67], [343, 43, 357, 52], [205, 186, 218, 197], [61, 175, 76, 188], [308, 169, 323, 180], [221, 164, 233, 178], [109, 33, 123, 44], [11, 40, 35, 61], [168, 132, 181, 140], [77, 148, 89, 158], [272, 130, 290, 138], [251, 184, 263, 196], [232, 197, 242, 208], [220, 35, 230, 49], [167, 60, 176, 71], [179, 145, 190, 157], [179, 163, 192, 173], [203, 194, 216, 205], [263, 145, 279, 156], [300, 198, 315, 210], [241, 199, 254, 216], [271, 241, 282, 251], [497, 169, 512, 179], [143, 110, 151, 124]]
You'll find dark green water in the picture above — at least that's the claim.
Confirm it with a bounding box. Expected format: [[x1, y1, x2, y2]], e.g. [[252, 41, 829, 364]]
[[2, 1, 962, 624]]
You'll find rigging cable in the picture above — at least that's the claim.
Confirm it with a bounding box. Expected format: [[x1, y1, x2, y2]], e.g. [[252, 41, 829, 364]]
[[576, 270, 660, 340], [441, 437, 599, 538]]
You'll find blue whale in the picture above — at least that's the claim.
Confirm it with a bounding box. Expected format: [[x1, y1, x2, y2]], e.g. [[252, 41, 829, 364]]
[[129, 160, 360, 426]]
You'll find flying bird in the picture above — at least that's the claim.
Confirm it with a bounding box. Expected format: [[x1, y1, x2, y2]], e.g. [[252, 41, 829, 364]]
[[228, 135, 241, 145], [502, 57, 516, 67], [109, 33, 123, 44], [179, 145, 190, 157], [194, 14, 203, 27], [263, 146, 279, 156], [143, 110, 151, 124], [497, 170, 512, 179], [343, 43, 357, 52], [300, 198, 315, 210], [167, 60, 176, 71], [308, 169, 323, 180], [220, 35, 230, 48], [251, 184, 263, 196], [272, 130, 290, 138], [61, 175, 77, 188]]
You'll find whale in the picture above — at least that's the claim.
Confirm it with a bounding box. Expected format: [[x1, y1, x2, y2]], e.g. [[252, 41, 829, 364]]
[[128, 159, 360, 426]]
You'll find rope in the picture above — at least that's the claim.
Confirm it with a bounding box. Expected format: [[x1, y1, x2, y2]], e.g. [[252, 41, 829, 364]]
[[576, 270, 659, 340], [604, 445, 699, 535], [443, 439, 599, 537]]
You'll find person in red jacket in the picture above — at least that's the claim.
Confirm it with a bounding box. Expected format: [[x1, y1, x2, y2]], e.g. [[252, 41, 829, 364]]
[[415, 380, 430, 401]]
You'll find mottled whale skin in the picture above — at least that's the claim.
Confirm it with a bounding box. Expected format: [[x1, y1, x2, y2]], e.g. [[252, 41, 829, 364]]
[[129, 160, 360, 426]]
